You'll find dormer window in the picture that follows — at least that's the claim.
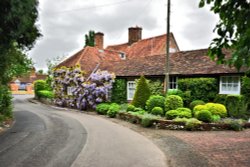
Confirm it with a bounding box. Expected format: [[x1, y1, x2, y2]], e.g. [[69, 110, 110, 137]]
[[119, 53, 126, 60]]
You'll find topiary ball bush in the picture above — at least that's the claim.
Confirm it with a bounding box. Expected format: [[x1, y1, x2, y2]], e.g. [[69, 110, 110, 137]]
[[165, 95, 183, 112], [107, 103, 121, 118], [176, 108, 192, 118], [127, 104, 136, 112], [195, 110, 212, 123], [190, 100, 205, 110], [205, 103, 227, 118], [165, 110, 179, 120], [146, 95, 165, 113], [96, 103, 110, 115], [193, 105, 209, 117], [134, 107, 143, 112], [151, 107, 164, 116]]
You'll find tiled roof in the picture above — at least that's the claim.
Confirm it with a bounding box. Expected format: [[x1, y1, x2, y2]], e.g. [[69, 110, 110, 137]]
[[100, 49, 243, 77], [106, 33, 179, 59]]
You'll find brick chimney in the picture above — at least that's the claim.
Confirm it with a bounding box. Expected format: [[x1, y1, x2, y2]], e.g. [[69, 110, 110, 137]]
[[94, 32, 104, 49], [128, 26, 142, 45]]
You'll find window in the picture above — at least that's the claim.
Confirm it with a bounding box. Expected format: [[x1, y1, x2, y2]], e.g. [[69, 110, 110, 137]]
[[119, 53, 126, 60], [220, 76, 240, 95], [67, 86, 74, 95], [169, 76, 178, 89], [127, 81, 136, 100]]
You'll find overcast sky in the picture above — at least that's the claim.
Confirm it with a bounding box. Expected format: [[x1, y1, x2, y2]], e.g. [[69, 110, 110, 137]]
[[28, 0, 218, 71]]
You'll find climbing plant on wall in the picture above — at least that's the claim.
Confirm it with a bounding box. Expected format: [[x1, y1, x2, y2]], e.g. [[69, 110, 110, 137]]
[[53, 65, 115, 110]]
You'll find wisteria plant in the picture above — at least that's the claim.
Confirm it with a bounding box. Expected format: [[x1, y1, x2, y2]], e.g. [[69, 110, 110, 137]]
[[53, 65, 115, 110]]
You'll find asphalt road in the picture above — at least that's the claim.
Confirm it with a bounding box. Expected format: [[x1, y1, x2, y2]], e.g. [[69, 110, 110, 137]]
[[0, 95, 166, 167]]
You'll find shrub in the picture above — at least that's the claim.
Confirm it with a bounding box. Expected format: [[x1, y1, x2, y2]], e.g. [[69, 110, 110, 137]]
[[148, 79, 164, 96], [193, 105, 209, 116], [165, 95, 183, 112], [190, 100, 205, 110], [107, 103, 121, 118], [185, 118, 202, 131], [242, 76, 250, 104], [111, 79, 127, 104], [225, 95, 248, 118], [178, 78, 218, 102], [195, 110, 212, 123], [176, 108, 192, 118], [127, 104, 136, 112], [96, 103, 110, 115], [37, 90, 54, 99], [132, 76, 151, 109], [165, 110, 179, 120], [220, 118, 246, 131], [214, 94, 227, 105], [151, 107, 164, 116], [167, 89, 183, 97], [211, 115, 221, 122], [34, 80, 49, 98], [0, 85, 13, 118], [119, 104, 128, 112], [128, 110, 145, 116], [134, 107, 143, 112], [173, 117, 189, 123], [146, 95, 165, 113], [205, 103, 227, 118], [141, 114, 159, 128]]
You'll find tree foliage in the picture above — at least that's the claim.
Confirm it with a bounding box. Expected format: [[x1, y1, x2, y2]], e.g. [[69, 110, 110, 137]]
[[85, 30, 95, 47], [199, 0, 250, 70], [0, 0, 40, 84]]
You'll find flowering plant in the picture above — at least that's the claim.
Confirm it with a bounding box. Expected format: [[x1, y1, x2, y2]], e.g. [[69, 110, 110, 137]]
[[53, 65, 115, 110]]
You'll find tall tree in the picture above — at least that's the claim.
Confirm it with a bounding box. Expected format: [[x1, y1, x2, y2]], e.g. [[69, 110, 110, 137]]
[[199, 0, 250, 70], [84, 30, 95, 47], [0, 0, 40, 84]]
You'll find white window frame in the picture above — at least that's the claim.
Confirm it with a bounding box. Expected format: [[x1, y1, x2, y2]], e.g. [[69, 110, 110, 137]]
[[67, 86, 74, 96], [219, 76, 240, 95], [127, 81, 136, 100], [168, 76, 178, 90]]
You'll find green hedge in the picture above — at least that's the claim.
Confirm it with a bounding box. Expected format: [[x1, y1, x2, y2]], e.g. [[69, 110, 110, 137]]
[[37, 90, 54, 99], [111, 79, 127, 104], [34, 80, 49, 98], [0, 85, 13, 119], [225, 95, 248, 118], [178, 78, 218, 102], [165, 95, 183, 112]]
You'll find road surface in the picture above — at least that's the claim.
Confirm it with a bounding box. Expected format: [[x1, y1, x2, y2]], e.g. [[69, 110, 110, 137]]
[[0, 95, 166, 167]]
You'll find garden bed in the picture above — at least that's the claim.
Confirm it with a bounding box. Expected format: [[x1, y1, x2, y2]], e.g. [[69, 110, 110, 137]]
[[117, 112, 249, 131]]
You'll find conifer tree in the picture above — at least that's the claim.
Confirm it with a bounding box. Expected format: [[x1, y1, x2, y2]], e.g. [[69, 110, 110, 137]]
[[132, 76, 151, 109]]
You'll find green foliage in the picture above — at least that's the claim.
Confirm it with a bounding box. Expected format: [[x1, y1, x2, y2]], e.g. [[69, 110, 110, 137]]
[[107, 103, 120, 118], [148, 79, 164, 96], [167, 89, 183, 96], [173, 117, 189, 123], [225, 95, 248, 118], [165, 95, 183, 112], [242, 76, 250, 107], [0, 0, 40, 84], [151, 107, 164, 116], [194, 103, 227, 118], [211, 115, 221, 122], [141, 114, 159, 128], [128, 110, 145, 116], [195, 110, 212, 123], [34, 80, 49, 98], [220, 118, 246, 131], [199, 0, 250, 70], [96, 103, 110, 115], [176, 108, 192, 118], [132, 76, 151, 109], [165, 110, 179, 120], [127, 104, 136, 112], [111, 79, 127, 104], [119, 103, 128, 112], [185, 118, 202, 131], [178, 78, 218, 102], [134, 107, 143, 112], [0, 85, 13, 118], [85, 30, 95, 47], [146, 95, 165, 113], [205, 103, 227, 118], [37, 90, 54, 99], [214, 94, 228, 105], [190, 100, 205, 110]]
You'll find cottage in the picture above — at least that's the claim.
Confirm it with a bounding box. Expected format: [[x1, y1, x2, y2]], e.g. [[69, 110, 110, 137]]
[[57, 26, 244, 101]]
